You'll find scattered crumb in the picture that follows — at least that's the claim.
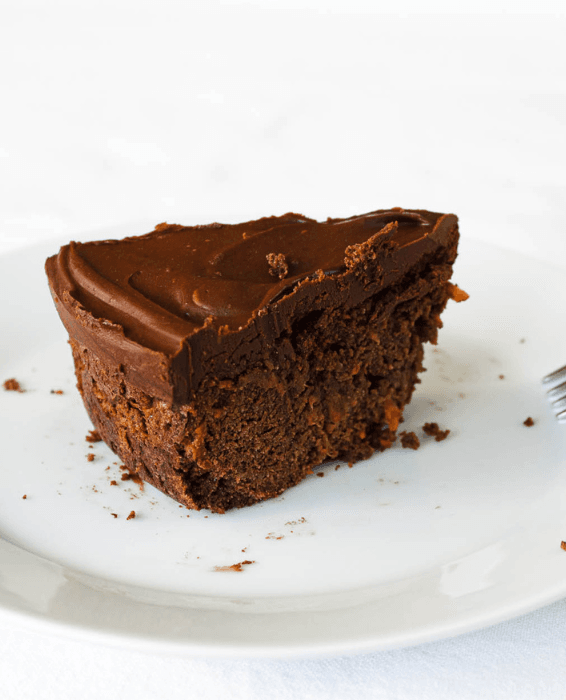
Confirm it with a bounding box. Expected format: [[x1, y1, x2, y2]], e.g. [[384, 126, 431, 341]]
[[335, 464, 341, 470], [266, 533, 284, 540], [22, 494, 27, 500], [86, 453, 95, 462], [499, 374, 505, 380], [348, 461, 354, 468], [126, 510, 136, 520], [213, 560, 255, 572], [120, 471, 144, 489], [400, 431, 420, 450], [110, 480, 118, 486], [561, 541, 566, 552], [446, 282, 470, 302], [111, 513, 118, 518], [266, 252, 289, 280], [422, 422, 450, 442], [316, 471, 324, 477], [523, 417, 535, 427], [3, 378, 24, 393], [242, 547, 247, 552], [86, 429, 102, 443], [105, 466, 110, 471], [50, 389, 64, 395]]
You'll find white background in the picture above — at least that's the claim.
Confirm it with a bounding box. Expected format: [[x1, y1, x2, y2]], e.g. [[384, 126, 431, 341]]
[[1, 0, 566, 698]]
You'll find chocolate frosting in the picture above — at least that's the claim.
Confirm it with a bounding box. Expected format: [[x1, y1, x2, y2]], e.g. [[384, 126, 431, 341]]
[[45, 208, 458, 404]]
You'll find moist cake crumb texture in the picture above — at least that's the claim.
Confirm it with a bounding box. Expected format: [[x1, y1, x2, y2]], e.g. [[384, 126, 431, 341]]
[[45, 208, 463, 512]]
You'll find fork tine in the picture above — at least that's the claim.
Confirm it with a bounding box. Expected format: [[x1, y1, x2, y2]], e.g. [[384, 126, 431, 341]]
[[552, 397, 566, 413], [543, 367, 566, 422], [543, 365, 566, 385], [546, 380, 566, 400]]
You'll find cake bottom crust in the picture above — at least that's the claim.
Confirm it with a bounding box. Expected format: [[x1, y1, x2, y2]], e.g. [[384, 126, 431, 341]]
[[69, 243, 456, 513]]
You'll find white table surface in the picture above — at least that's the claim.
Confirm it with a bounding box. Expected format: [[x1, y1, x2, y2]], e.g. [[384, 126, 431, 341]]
[[1, 1, 566, 697]]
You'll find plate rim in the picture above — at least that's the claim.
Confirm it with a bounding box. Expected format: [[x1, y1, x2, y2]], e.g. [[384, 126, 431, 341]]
[[2, 233, 566, 658]]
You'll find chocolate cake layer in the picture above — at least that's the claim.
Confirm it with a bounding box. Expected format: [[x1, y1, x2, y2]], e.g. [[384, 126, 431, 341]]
[[45, 208, 463, 512]]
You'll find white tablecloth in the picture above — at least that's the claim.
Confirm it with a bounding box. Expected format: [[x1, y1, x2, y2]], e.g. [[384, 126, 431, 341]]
[[1, 1, 566, 697]]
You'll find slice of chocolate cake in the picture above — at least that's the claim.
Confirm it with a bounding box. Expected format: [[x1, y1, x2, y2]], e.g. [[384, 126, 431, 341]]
[[45, 208, 465, 512]]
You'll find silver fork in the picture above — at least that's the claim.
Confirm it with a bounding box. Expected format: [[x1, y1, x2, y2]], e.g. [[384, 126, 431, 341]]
[[543, 366, 566, 423]]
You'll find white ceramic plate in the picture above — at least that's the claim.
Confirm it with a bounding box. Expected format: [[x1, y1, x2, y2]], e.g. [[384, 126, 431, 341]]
[[1, 230, 566, 658]]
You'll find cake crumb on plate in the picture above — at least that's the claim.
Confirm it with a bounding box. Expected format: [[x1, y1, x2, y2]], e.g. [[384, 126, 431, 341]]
[[400, 431, 420, 450], [3, 378, 24, 392], [213, 560, 255, 572], [422, 422, 450, 441], [85, 429, 102, 443]]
